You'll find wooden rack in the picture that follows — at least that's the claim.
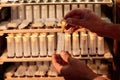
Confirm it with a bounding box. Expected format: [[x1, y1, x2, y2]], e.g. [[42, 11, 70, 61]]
[[0, 0, 114, 80]]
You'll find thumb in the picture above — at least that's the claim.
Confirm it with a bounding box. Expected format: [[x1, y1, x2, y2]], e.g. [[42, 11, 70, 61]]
[[60, 51, 71, 63], [68, 57, 81, 65], [52, 53, 63, 73], [65, 18, 86, 28], [60, 51, 80, 65]]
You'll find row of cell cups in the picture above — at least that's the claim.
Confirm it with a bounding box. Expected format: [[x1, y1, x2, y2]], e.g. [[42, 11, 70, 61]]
[[0, 0, 105, 3], [5, 61, 58, 77], [10, 2, 102, 21], [5, 60, 109, 78], [87, 59, 109, 75], [6, 31, 104, 58], [57, 31, 105, 56], [6, 33, 54, 57]]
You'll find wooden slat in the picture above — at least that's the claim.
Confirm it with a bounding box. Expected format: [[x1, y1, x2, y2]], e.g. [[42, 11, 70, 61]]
[[0, 51, 113, 65], [0, 3, 22, 7], [0, 28, 87, 34], [0, 0, 113, 8], [0, 52, 52, 64], [5, 77, 64, 80]]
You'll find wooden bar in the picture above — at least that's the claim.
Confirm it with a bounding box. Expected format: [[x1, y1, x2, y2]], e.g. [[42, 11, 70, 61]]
[[0, 52, 52, 63], [5, 77, 65, 80], [0, 3, 22, 7], [0, 0, 113, 8], [0, 51, 113, 65], [0, 28, 87, 34]]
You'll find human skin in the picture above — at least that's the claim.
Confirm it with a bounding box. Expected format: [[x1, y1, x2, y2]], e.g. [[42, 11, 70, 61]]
[[64, 9, 120, 41]]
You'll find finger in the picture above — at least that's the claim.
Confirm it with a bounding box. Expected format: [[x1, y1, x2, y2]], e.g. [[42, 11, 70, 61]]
[[68, 26, 80, 33], [56, 54, 66, 64], [64, 8, 91, 19], [52, 53, 63, 73], [64, 24, 77, 31], [68, 57, 87, 66], [56, 54, 68, 65], [65, 18, 86, 27], [60, 51, 71, 63], [65, 24, 72, 30], [64, 9, 85, 19]]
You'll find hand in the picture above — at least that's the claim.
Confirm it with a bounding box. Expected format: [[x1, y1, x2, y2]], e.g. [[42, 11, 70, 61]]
[[63, 8, 106, 33], [52, 51, 98, 80]]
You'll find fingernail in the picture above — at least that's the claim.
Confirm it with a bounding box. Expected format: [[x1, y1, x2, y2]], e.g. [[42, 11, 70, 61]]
[[61, 21, 67, 33]]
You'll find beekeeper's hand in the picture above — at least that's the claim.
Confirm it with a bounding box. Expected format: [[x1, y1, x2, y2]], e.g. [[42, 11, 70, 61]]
[[63, 8, 106, 34], [52, 51, 100, 80]]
